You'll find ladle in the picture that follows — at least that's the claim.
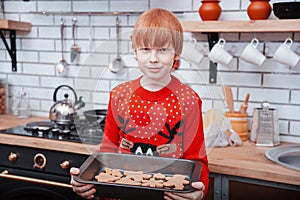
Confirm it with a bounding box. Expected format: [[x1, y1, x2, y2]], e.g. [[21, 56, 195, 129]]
[[109, 17, 123, 73], [57, 18, 68, 74]]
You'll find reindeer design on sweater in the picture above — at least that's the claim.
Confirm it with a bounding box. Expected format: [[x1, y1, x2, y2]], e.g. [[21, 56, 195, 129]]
[[118, 114, 184, 156]]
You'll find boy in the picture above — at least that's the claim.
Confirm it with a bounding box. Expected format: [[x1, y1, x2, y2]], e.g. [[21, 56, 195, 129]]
[[71, 8, 209, 200]]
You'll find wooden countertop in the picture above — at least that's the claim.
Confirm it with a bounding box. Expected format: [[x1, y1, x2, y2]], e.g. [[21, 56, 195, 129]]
[[1, 115, 300, 186], [208, 142, 300, 186]]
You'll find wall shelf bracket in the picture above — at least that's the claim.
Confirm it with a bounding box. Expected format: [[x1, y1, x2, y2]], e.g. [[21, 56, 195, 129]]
[[206, 32, 219, 84], [0, 30, 17, 72]]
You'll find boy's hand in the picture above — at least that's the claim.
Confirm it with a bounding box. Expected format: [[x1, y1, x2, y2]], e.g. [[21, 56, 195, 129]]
[[164, 181, 205, 200], [70, 167, 96, 199]]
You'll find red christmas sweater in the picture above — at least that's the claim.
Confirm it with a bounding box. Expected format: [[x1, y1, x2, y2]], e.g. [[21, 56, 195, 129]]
[[100, 75, 209, 195]]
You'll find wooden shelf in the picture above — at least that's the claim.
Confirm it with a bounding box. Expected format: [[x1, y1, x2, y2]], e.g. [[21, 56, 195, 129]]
[[0, 19, 31, 32], [0, 20, 32, 72], [181, 19, 300, 33]]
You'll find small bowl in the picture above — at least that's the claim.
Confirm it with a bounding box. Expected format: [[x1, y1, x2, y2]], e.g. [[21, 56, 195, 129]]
[[83, 109, 107, 123], [273, 2, 300, 19]]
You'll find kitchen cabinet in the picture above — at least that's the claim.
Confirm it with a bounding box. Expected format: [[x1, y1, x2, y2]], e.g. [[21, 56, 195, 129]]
[[205, 173, 300, 200], [204, 141, 300, 200], [0, 19, 32, 72], [181, 19, 300, 83]]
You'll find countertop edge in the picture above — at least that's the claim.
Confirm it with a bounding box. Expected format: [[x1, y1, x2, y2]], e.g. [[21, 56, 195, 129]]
[[0, 133, 100, 155]]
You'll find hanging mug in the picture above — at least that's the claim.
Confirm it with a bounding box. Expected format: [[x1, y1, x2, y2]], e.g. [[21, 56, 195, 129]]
[[208, 38, 233, 65], [240, 38, 266, 66], [273, 38, 300, 68], [181, 38, 205, 65]]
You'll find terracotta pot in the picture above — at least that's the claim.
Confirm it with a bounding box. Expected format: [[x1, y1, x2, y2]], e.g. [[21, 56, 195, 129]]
[[198, 0, 222, 21], [247, 0, 271, 20]]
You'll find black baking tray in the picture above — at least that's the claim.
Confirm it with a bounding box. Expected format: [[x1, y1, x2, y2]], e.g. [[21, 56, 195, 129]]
[[74, 152, 202, 200]]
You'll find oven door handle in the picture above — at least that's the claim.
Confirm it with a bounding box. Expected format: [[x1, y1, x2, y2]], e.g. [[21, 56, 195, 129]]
[[0, 170, 72, 189]]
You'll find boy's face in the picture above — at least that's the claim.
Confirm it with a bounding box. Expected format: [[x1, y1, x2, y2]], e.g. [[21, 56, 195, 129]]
[[135, 44, 179, 81]]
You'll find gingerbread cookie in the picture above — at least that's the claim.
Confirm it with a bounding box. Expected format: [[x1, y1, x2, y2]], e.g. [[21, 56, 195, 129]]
[[142, 178, 164, 188], [153, 172, 166, 180], [115, 177, 142, 186], [163, 174, 190, 190], [124, 170, 152, 182], [105, 168, 123, 177], [95, 172, 121, 183]]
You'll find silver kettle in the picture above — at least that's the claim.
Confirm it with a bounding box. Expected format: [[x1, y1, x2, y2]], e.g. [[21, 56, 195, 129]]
[[49, 85, 85, 125]]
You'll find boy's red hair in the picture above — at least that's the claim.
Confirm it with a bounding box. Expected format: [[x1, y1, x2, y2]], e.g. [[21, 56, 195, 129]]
[[131, 8, 183, 56]]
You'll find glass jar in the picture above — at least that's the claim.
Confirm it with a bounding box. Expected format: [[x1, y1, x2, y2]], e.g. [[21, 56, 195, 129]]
[[0, 2, 3, 19], [0, 79, 8, 114], [17, 88, 31, 118]]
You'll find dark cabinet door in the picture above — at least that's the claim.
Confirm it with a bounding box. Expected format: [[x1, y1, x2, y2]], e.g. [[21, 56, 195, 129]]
[[203, 173, 300, 200], [229, 180, 300, 200], [204, 177, 215, 200]]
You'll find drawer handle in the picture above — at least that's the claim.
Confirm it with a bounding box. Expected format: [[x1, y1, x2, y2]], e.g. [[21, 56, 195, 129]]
[[0, 170, 72, 189], [33, 153, 46, 169], [8, 152, 18, 162], [60, 160, 71, 170]]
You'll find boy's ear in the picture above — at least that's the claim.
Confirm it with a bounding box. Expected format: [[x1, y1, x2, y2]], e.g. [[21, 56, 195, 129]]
[[174, 54, 180, 60], [172, 59, 180, 70]]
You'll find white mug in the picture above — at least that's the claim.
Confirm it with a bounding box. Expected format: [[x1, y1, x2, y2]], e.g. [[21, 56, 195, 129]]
[[240, 38, 266, 66], [208, 38, 233, 65], [273, 38, 300, 68], [181, 38, 204, 65]]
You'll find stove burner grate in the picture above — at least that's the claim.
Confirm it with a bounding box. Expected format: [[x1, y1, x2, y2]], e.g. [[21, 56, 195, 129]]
[[0, 120, 103, 145]]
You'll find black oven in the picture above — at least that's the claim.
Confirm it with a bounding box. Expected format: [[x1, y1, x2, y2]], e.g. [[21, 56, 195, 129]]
[[0, 144, 88, 200]]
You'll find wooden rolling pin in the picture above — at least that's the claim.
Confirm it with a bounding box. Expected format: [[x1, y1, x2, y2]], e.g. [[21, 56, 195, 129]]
[[222, 85, 234, 113]]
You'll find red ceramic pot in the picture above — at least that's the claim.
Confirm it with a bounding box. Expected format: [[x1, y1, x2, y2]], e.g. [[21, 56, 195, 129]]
[[247, 0, 271, 20], [198, 0, 222, 21]]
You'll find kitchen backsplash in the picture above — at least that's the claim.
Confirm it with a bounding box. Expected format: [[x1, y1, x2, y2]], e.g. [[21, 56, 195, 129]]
[[0, 0, 300, 142]]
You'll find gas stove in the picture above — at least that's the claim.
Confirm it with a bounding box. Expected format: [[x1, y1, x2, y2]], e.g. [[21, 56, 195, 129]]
[[0, 120, 104, 145], [0, 118, 104, 199]]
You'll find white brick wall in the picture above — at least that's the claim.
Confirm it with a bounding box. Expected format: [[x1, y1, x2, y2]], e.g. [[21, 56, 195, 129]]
[[1, 0, 300, 140]]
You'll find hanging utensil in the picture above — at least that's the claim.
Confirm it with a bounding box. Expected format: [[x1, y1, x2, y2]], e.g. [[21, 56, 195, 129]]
[[57, 18, 68, 74], [109, 17, 124, 73], [70, 17, 80, 63], [89, 24, 93, 53]]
